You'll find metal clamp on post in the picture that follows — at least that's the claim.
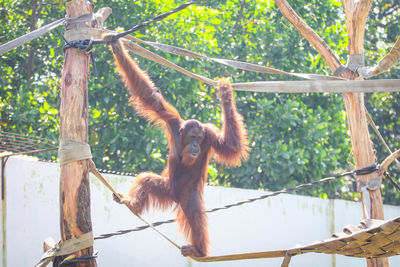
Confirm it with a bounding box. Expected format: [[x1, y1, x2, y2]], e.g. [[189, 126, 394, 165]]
[[333, 64, 346, 77], [346, 54, 365, 73], [358, 176, 383, 191], [357, 175, 382, 219], [357, 66, 372, 79]]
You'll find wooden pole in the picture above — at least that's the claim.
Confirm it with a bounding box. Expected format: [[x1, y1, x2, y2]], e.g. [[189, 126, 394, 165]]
[[275, 1, 388, 266], [1, 157, 8, 267], [60, 0, 97, 266], [342, 1, 388, 266]]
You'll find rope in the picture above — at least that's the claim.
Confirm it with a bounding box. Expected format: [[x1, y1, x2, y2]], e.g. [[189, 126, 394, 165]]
[[94, 164, 379, 241], [365, 108, 400, 170], [67, 27, 344, 82], [109, 33, 400, 92], [0, 18, 65, 56], [66, 28, 400, 92], [64, 27, 400, 92], [94, 217, 175, 240], [129, 37, 343, 80], [62, 32, 99, 77], [122, 39, 217, 86], [0, 8, 110, 56], [88, 160, 181, 251], [58, 139, 92, 165], [56, 140, 182, 252], [39, 140, 400, 262], [384, 172, 400, 191]]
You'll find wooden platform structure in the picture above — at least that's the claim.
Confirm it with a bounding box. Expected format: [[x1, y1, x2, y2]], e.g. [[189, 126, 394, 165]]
[[294, 217, 400, 258], [192, 216, 400, 265]]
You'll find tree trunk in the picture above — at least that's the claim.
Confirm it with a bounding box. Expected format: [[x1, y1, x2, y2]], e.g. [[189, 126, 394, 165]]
[[342, 1, 388, 266], [59, 1, 96, 266], [27, 0, 38, 79]]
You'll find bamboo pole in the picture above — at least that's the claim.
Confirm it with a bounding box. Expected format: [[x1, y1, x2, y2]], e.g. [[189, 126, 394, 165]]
[[59, 0, 97, 266], [275, 1, 389, 266]]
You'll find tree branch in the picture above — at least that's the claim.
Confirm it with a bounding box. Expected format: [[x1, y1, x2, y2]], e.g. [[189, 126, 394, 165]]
[[27, 0, 39, 80], [274, 0, 342, 73], [358, 36, 400, 78], [342, 0, 373, 54]]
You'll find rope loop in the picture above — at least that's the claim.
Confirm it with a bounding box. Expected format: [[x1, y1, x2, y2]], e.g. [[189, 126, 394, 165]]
[[354, 164, 379, 176], [62, 37, 98, 76], [64, 13, 95, 31], [57, 252, 98, 266], [63, 38, 94, 53], [58, 139, 92, 166], [383, 172, 400, 191]]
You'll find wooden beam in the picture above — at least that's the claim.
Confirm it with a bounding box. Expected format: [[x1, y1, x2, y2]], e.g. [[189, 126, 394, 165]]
[[232, 79, 400, 93], [59, 0, 97, 266]]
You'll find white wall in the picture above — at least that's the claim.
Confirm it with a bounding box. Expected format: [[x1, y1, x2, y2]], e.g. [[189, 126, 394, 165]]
[[0, 156, 399, 267]]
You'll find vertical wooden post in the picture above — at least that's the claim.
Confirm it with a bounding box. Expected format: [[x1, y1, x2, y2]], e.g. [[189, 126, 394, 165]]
[[342, 1, 388, 267], [274, 1, 389, 266], [1, 157, 8, 267], [60, 0, 97, 266]]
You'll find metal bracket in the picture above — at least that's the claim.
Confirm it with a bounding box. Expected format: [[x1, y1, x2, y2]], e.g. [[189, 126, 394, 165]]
[[357, 175, 382, 219], [346, 54, 365, 73]]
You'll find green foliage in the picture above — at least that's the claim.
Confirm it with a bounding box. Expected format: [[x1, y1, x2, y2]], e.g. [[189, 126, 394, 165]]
[[1, 0, 399, 204]]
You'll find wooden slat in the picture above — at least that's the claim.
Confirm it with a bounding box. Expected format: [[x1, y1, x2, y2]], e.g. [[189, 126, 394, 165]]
[[368, 235, 393, 247], [361, 243, 386, 255], [387, 230, 400, 241], [380, 221, 400, 234], [324, 240, 348, 251], [382, 241, 400, 253]]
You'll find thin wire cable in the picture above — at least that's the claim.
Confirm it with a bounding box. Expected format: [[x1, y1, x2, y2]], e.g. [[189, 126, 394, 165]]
[[384, 172, 400, 191], [111, 0, 203, 41], [94, 165, 378, 240], [365, 108, 400, 169]]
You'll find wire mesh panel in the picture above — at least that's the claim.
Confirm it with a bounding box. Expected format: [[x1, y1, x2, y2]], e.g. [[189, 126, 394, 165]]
[[0, 131, 58, 158]]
